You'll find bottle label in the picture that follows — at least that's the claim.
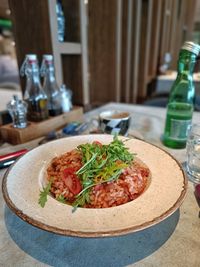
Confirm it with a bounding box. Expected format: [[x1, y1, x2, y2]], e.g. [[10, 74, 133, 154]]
[[169, 119, 191, 141]]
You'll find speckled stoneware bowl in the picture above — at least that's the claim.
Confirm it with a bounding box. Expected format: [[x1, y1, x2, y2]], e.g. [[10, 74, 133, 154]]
[[2, 135, 187, 237]]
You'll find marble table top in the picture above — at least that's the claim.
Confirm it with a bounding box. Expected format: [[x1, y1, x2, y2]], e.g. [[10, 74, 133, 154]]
[[0, 102, 199, 267]]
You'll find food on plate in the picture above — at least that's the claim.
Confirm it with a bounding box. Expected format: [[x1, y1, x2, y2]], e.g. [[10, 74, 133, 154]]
[[38, 136, 150, 209]]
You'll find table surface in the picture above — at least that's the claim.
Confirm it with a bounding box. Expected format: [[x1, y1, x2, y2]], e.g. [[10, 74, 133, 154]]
[[0, 102, 200, 267]]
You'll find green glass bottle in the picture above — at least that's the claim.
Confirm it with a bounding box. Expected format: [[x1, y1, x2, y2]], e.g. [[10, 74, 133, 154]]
[[163, 41, 200, 149]]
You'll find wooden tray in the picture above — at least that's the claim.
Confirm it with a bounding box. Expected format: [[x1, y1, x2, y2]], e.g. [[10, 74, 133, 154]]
[[0, 106, 83, 145]]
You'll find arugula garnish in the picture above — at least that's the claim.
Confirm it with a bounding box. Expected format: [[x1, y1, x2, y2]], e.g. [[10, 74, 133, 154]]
[[38, 178, 53, 208], [73, 136, 135, 208], [76, 152, 98, 175], [72, 188, 91, 212], [56, 194, 66, 203], [38, 136, 135, 209]]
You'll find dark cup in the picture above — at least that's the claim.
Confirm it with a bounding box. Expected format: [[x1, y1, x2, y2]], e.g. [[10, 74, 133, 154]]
[[99, 110, 131, 136]]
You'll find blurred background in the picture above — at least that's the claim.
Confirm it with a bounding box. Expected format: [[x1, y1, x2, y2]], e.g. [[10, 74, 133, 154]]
[[0, 0, 200, 110]]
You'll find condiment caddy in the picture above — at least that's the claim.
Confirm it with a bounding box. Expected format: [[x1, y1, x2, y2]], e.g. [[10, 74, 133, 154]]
[[0, 106, 83, 145], [0, 54, 81, 145]]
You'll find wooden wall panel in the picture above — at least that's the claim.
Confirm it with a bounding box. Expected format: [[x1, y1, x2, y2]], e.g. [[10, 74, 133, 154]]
[[124, 0, 133, 102], [9, 0, 198, 106], [165, 0, 173, 52], [158, 0, 197, 71], [62, 0, 80, 42], [88, 0, 118, 107], [9, 0, 52, 65], [137, 0, 153, 100], [173, 0, 187, 68], [88, 0, 197, 105], [0, 0, 9, 19], [171, 0, 188, 69], [62, 55, 83, 105], [159, 0, 170, 69], [169, 0, 179, 62], [131, 0, 142, 103], [120, 0, 128, 103], [186, 0, 197, 38], [115, 0, 123, 102], [148, 0, 162, 79], [9, 0, 52, 93]]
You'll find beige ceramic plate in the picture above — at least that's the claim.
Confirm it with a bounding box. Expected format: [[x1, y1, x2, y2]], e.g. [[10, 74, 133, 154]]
[[2, 135, 187, 237]]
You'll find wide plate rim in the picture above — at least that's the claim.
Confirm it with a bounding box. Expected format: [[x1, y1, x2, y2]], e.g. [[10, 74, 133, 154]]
[[2, 135, 187, 238]]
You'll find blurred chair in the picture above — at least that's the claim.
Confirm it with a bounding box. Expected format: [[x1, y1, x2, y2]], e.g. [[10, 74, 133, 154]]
[[0, 35, 20, 90]]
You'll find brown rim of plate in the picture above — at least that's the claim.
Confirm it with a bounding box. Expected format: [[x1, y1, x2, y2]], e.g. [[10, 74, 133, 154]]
[[2, 139, 188, 238]]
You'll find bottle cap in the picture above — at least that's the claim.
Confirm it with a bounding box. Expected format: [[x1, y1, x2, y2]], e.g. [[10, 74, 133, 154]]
[[181, 41, 200, 56], [40, 55, 55, 76], [20, 54, 37, 76], [43, 54, 53, 61], [26, 54, 37, 60]]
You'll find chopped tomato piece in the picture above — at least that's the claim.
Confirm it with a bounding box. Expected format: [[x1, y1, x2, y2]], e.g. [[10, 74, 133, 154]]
[[62, 167, 82, 195], [63, 167, 75, 175]]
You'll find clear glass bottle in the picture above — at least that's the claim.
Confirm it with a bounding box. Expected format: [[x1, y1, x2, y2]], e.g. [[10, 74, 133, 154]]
[[56, 0, 65, 42], [7, 95, 27, 128], [20, 54, 49, 122], [60, 84, 72, 112], [163, 41, 200, 149], [40, 54, 63, 116]]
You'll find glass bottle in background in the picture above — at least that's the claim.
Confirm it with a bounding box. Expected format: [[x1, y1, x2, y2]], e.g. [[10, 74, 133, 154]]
[[40, 55, 63, 116], [60, 84, 72, 112], [56, 0, 65, 42], [163, 41, 200, 149], [20, 54, 49, 122], [7, 95, 27, 128]]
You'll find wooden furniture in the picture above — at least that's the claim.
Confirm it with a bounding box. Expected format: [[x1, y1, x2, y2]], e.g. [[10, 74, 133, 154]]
[[9, 0, 89, 107], [88, 0, 197, 104], [48, 0, 89, 107], [8, 0, 197, 107], [0, 89, 22, 126], [0, 106, 83, 144]]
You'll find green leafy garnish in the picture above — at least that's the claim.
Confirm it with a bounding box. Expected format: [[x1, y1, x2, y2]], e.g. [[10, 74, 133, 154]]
[[38, 136, 135, 209], [38, 178, 53, 208], [76, 152, 98, 175], [56, 194, 66, 203], [72, 188, 91, 212], [73, 135, 135, 208]]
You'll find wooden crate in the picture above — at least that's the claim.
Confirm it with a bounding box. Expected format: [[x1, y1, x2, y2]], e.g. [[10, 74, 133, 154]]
[[0, 106, 83, 145]]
